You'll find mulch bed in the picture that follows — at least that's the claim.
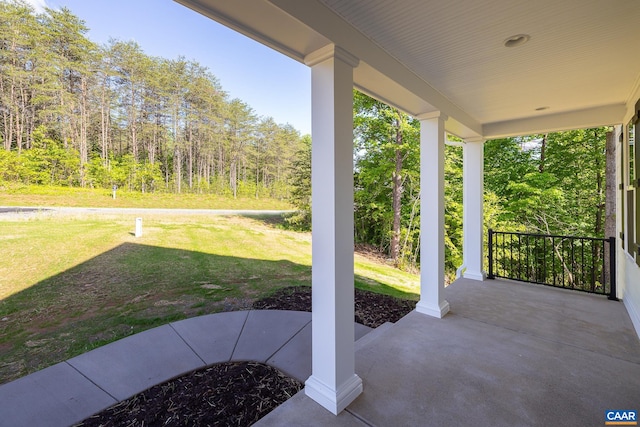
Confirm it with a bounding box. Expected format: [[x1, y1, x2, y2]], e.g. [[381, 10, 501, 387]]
[[75, 286, 415, 427], [253, 286, 416, 328], [75, 362, 302, 427]]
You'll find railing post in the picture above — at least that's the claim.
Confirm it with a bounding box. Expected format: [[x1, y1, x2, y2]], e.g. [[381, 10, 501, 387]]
[[488, 229, 494, 279], [608, 236, 618, 301]]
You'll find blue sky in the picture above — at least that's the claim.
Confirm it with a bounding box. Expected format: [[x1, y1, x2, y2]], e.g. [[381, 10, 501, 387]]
[[24, 0, 312, 135]]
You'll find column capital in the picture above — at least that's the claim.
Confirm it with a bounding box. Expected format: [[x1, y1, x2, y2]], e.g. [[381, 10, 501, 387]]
[[304, 44, 360, 68], [416, 111, 448, 122]]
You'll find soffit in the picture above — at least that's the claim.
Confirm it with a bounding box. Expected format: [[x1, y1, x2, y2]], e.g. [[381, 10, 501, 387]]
[[176, 0, 640, 138], [318, 0, 640, 136], [174, 0, 330, 61]]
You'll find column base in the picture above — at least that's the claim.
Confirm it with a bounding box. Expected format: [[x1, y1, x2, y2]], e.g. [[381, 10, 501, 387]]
[[416, 299, 450, 318], [305, 374, 363, 415], [463, 270, 487, 281]]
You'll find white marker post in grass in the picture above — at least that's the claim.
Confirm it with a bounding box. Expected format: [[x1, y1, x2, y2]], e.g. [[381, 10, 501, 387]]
[[135, 218, 142, 237]]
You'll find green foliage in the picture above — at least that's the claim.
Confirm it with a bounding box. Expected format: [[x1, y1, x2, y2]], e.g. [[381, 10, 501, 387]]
[[0, 1, 304, 198], [351, 89, 609, 277], [444, 145, 463, 275], [86, 156, 111, 188], [353, 91, 419, 260], [353, 91, 466, 275], [484, 128, 609, 237], [506, 172, 564, 223], [484, 138, 537, 197], [1, 126, 81, 185], [0, 150, 24, 183], [285, 135, 311, 230]]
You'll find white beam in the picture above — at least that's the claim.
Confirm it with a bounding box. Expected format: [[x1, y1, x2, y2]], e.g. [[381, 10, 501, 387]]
[[304, 45, 362, 415], [445, 138, 464, 147], [416, 112, 450, 318], [460, 138, 486, 281], [483, 104, 627, 139]]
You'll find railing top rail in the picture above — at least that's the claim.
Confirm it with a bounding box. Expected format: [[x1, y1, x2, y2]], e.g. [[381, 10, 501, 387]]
[[489, 229, 609, 243]]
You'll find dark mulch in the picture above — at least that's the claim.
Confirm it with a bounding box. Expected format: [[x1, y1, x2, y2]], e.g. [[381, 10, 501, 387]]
[[253, 286, 416, 328], [76, 286, 415, 427], [76, 362, 302, 427]]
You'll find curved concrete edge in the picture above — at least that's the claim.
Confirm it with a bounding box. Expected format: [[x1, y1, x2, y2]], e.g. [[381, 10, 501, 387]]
[[0, 310, 373, 427], [171, 310, 250, 365]]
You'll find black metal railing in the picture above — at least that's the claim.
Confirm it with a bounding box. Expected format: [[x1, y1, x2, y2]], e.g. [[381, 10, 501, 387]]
[[488, 229, 617, 300]]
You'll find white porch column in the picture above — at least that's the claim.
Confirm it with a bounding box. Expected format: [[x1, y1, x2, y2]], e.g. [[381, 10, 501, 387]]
[[416, 112, 450, 318], [460, 137, 487, 281], [303, 45, 362, 415]]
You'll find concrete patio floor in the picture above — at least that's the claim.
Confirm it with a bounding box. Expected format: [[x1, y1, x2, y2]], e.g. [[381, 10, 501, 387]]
[[257, 278, 640, 427]]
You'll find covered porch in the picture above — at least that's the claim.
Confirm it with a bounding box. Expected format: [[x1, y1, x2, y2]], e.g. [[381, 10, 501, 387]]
[[258, 277, 640, 426], [175, 0, 640, 419]]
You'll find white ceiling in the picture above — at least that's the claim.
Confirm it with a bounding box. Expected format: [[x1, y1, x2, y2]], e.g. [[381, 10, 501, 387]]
[[176, 0, 640, 139]]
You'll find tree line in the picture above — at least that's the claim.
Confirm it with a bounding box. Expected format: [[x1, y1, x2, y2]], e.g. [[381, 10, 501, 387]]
[[1, 1, 612, 279], [0, 1, 304, 198], [290, 91, 612, 280]]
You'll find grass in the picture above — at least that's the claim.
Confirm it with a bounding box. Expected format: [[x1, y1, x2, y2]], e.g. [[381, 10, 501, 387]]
[[0, 211, 419, 385], [0, 184, 293, 210]]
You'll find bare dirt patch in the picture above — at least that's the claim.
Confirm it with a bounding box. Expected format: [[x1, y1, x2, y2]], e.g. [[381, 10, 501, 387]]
[[355, 243, 391, 264]]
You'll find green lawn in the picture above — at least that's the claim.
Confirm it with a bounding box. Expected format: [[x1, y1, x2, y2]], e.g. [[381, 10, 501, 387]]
[[0, 212, 419, 385], [0, 184, 293, 210]]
